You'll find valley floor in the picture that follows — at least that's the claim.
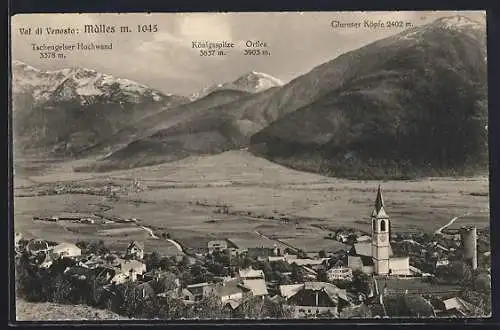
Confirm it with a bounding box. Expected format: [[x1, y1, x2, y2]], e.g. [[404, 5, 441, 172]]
[[13, 150, 490, 254]]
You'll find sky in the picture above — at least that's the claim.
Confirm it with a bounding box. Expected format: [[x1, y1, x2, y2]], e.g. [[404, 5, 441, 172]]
[[11, 11, 485, 97]]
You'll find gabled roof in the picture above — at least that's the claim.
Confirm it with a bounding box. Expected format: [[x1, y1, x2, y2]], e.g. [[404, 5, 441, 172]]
[[280, 282, 348, 303], [225, 299, 242, 310], [238, 267, 264, 279], [443, 297, 475, 313], [353, 242, 393, 257], [279, 284, 304, 299], [215, 278, 248, 297], [242, 278, 268, 296], [127, 241, 144, 250]]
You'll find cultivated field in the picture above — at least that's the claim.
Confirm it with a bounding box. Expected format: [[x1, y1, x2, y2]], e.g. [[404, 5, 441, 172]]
[[13, 150, 490, 254]]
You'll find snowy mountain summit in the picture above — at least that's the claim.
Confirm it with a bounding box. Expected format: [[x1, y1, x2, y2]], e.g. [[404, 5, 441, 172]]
[[190, 71, 283, 100], [12, 60, 171, 106]]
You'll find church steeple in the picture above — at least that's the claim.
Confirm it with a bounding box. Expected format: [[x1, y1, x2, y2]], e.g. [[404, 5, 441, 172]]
[[371, 185, 388, 218], [375, 185, 384, 213]]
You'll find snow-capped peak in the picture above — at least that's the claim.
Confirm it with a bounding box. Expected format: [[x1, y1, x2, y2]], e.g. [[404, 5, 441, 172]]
[[12, 60, 170, 105], [434, 15, 484, 31], [190, 70, 283, 100], [398, 15, 485, 41]]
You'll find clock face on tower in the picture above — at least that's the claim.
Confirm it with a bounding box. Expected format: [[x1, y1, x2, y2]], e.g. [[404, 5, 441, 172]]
[[380, 235, 387, 242]]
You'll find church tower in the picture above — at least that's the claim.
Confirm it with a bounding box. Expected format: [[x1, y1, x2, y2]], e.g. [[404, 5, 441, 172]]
[[371, 185, 390, 275]]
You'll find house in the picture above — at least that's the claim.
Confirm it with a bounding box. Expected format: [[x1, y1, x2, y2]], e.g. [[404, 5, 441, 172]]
[[48, 243, 82, 259], [348, 255, 375, 274], [435, 259, 450, 268], [26, 239, 50, 255], [117, 259, 146, 281], [15, 232, 23, 248], [125, 241, 144, 260], [327, 267, 353, 282], [186, 282, 215, 301], [280, 282, 350, 318], [430, 297, 475, 317], [214, 278, 251, 303], [241, 278, 269, 296], [237, 266, 269, 296], [287, 258, 328, 267], [208, 240, 228, 254], [238, 267, 264, 280], [63, 265, 95, 281], [336, 233, 349, 243], [226, 237, 284, 257]]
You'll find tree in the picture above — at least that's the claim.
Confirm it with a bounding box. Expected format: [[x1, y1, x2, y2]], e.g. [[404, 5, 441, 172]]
[[318, 250, 327, 258], [473, 273, 491, 293], [116, 282, 143, 317], [190, 263, 207, 284], [45, 273, 74, 304], [317, 269, 328, 282], [290, 264, 304, 283], [159, 256, 174, 270], [150, 271, 178, 294], [351, 270, 370, 295], [437, 261, 472, 285], [238, 296, 293, 319], [145, 252, 162, 271], [186, 293, 230, 319]]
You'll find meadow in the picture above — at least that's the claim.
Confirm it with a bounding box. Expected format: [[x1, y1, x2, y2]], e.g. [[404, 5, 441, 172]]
[[13, 151, 490, 255]]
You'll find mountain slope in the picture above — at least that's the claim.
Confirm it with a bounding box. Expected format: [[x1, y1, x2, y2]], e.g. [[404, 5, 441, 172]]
[[249, 16, 488, 179], [90, 15, 487, 178], [83, 89, 253, 161], [189, 71, 283, 100], [12, 61, 189, 157]]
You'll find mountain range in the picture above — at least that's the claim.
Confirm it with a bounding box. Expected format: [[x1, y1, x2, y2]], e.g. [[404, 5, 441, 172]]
[[189, 71, 283, 100], [12, 15, 488, 179]]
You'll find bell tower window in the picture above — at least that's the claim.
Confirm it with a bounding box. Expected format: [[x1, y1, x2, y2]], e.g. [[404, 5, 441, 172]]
[[380, 220, 386, 232], [372, 219, 376, 232]]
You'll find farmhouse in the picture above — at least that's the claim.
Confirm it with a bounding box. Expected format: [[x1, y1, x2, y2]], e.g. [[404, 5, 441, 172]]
[[430, 296, 476, 317], [347, 186, 411, 276], [214, 278, 251, 303], [15, 232, 23, 249], [208, 240, 228, 254], [279, 282, 350, 318], [186, 282, 215, 301], [226, 237, 283, 258], [49, 242, 82, 259], [238, 266, 269, 296], [327, 267, 353, 282], [26, 239, 51, 255], [117, 259, 147, 281], [125, 241, 144, 260]]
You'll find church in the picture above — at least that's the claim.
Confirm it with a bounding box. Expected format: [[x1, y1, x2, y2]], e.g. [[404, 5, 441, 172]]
[[347, 185, 411, 276]]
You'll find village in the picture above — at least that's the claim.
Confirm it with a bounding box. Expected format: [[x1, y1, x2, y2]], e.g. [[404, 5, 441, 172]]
[[14, 186, 491, 319]]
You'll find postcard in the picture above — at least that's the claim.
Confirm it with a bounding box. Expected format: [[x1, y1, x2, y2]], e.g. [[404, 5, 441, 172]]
[[10, 11, 490, 321]]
